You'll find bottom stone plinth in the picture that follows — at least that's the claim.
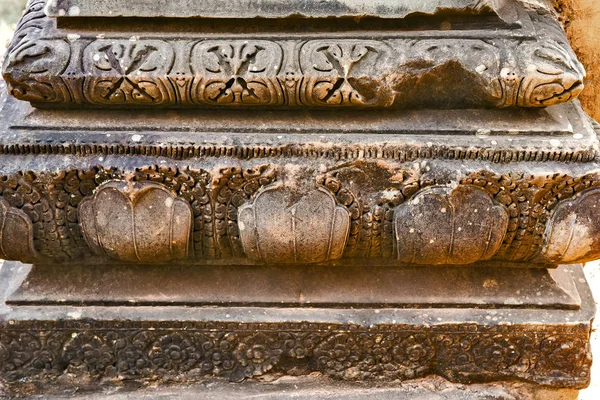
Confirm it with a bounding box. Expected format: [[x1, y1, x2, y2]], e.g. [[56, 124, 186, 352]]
[[6, 376, 583, 400], [0, 262, 594, 397]]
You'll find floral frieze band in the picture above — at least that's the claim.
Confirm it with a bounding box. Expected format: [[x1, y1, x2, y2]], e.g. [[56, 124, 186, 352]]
[[0, 321, 591, 389], [1, 0, 585, 109], [1, 164, 600, 266]]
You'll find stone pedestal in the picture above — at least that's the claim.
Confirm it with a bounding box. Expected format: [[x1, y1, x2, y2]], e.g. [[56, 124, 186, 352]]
[[0, 0, 597, 397], [0, 261, 594, 396]]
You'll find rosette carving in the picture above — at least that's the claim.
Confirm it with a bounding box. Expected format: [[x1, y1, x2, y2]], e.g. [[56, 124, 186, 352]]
[[238, 184, 350, 264], [79, 181, 193, 263], [395, 185, 509, 265]]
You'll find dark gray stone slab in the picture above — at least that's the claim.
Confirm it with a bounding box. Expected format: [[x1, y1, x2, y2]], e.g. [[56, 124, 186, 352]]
[[1, 93, 595, 162], [6, 263, 582, 308], [45, 0, 519, 21]]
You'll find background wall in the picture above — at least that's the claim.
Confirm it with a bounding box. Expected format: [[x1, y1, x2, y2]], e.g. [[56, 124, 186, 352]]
[[555, 0, 600, 121], [0, 0, 24, 54]]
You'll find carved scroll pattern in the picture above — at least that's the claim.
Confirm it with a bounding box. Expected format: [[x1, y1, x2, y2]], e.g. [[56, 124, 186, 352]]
[[500, 12, 586, 108], [2, 3, 585, 108], [0, 322, 591, 389]]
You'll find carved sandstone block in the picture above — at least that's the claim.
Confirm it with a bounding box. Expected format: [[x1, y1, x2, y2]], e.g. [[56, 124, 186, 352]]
[[79, 181, 193, 263], [45, 0, 520, 21], [2, 0, 586, 109], [238, 185, 350, 264], [395, 186, 509, 265], [299, 40, 393, 107]]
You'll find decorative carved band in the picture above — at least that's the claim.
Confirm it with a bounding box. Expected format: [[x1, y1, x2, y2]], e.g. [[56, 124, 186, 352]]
[[1, 164, 600, 266], [2, 1, 585, 108], [0, 321, 591, 389]]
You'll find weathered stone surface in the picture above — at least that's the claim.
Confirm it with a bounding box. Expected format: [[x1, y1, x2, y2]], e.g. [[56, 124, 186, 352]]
[[239, 185, 350, 264], [45, 0, 519, 20], [0, 199, 37, 262], [395, 185, 509, 265], [7, 263, 582, 308], [0, 1, 597, 396], [5, 375, 582, 399], [1, 1, 585, 109]]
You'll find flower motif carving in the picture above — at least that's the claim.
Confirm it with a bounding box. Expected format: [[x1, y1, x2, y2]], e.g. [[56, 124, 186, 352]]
[[230, 333, 283, 382], [392, 334, 436, 372], [62, 333, 115, 376], [0, 323, 591, 389], [78, 181, 194, 263], [395, 185, 509, 265], [238, 184, 350, 264], [314, 333, 362, 375], [149, 333, 203, 373], [470, 335, 521, 372]]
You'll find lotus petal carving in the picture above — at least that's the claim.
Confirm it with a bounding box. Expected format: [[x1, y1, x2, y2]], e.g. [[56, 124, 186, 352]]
[[79, 181, 193, 263], [238, 185, 350, 264], [0, 199, 38, 262], [536, 189, 600, 264], [395, 185, 509, 265]]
